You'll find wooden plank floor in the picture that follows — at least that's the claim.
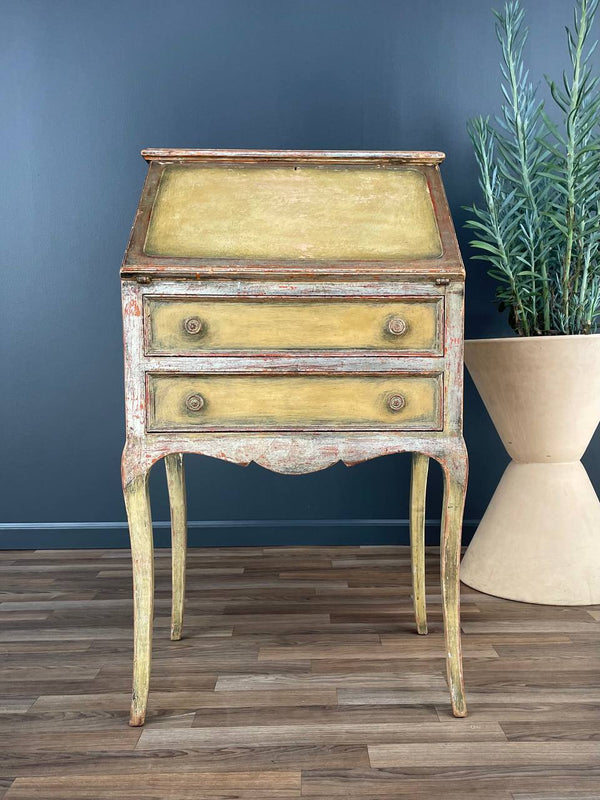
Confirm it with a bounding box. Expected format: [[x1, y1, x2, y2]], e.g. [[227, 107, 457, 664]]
[[0, 545, 599, 799]]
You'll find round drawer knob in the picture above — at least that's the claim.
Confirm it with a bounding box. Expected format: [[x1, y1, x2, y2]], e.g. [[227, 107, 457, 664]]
[[387, 316, 407, 336], [387, 394, 406, 412], [183, 316, 204, 335], [185, 393, 205, 412]]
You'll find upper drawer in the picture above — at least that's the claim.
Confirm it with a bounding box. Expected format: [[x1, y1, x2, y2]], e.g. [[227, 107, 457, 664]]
[[144, 297, 443, 356]]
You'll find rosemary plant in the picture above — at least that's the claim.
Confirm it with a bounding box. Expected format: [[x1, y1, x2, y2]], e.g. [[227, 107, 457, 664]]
[[467, 0, 600, 335]]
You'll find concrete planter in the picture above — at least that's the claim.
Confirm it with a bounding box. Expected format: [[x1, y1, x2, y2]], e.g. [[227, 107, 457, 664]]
[[462, 334, 600, 605]]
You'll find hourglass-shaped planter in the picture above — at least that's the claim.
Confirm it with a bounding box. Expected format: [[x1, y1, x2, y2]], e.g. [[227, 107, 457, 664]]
[[461, 334, 600, 606]]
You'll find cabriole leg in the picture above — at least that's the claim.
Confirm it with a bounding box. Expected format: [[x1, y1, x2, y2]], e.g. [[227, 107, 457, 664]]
[[440, 443, 468, 718], [123, 465, 154, 727], [410, 453, 429, 634], [165, 453, 187, 641]]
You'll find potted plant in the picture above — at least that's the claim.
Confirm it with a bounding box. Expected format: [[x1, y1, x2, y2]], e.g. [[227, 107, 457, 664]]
[[461, 0, 600, 604]]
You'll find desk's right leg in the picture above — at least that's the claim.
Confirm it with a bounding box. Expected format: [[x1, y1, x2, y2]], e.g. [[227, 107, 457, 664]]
[[440, 443, 468, 718], [410, 453, 429, 635], [123, 463, 154, 727]]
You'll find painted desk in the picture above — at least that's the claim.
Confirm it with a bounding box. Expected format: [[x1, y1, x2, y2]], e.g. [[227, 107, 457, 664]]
[[121, 149, 468, 725]]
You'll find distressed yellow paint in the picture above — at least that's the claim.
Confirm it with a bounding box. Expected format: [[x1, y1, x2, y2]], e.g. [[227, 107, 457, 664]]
[[164, 453, 187, 642], [147, 374, 442, 432], [146, 298, 442, 354], [144, 165, 442, 261], [440, 452, 469, 718], [123, 470, 154, 727], [410, 453, 429, 635]]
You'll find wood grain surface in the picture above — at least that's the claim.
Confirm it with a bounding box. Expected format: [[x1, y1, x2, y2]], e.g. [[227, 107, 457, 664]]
[[141, 148, 447, 164], [0, 545, 598, 798]]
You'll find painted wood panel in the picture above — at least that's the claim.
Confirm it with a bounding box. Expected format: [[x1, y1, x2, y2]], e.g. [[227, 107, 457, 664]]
[[145, 297, 443, 355], [144, 165, 442, 261], [146, 373, 443, 432]]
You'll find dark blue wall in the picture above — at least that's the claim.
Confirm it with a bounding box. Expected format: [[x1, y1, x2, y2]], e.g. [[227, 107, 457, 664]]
[[2, 0, 598, 547]]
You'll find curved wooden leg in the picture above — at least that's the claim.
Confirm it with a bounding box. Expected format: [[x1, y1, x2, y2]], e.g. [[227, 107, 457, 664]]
[[165, 453, 187, 641], [410, 453, 429, 635], [440, 442, 468, 718], [123, 466, 154, 727]]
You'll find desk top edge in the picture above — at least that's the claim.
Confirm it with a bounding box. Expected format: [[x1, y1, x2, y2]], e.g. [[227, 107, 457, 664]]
[[141, 148, 446, 165]]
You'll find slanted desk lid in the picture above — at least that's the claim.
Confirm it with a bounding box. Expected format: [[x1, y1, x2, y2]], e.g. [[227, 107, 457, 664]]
[[122, 150, 464, 280]]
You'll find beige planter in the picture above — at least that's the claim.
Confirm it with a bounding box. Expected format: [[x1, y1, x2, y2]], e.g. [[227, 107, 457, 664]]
[[462, 334, 600, 605]]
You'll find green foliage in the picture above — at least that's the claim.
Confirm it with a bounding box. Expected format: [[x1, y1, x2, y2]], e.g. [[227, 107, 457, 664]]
[[466, 0, 600, 335]]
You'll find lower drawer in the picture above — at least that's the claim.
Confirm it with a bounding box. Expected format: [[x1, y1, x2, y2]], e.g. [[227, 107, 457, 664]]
[[146, 373, 443, 432]]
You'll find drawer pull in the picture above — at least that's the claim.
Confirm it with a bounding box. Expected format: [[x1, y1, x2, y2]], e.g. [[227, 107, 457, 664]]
[[387, 394, 406, 412], [183, 316, 204, 335], [386, 316, 407, 336], [185, 393, 205, 412]]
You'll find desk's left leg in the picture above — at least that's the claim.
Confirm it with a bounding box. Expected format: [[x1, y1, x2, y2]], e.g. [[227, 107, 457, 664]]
[[165, 453, 187, 641], [410, 453, 429, 635], [123, 464, 154, 727], [440, 443, 468, 718]]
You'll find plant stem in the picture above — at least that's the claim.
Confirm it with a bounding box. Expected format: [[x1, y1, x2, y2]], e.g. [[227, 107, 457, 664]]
[[562, 1, 589, 330], [475, 118, 531, 336], [505, 22, 550, 330]]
